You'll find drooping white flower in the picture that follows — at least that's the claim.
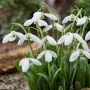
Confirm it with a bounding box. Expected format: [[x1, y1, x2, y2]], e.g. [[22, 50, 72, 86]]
[[62, 14, 76, 24], [19, 58, 42, 72], [70, 50, 80, 62], [70, 49, 90, 62], [37, 50, 57, 62], [37, 35, 57, 48], [24, 12, 48, 26], [46, 35, 57, 45], [37, 20, 48, 26], [76, 16, 88, 26], [85, 31, 90, 41], [2, 31, 26, 45], [44, 23, 63, 32], [57, 34, 68, 44], [43, 13, 57, 20], [82, 40, 90, 52], [64, 33, 73, 45], [19, 58, 29, 72], [24, 12, 57, 26], [73, 33, 83, 43], [57, 33, 83, 45]]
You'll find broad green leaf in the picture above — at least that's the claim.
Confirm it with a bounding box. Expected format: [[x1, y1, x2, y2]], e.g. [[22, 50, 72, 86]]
[[75, 81, 81, 90], [28, 78, 37, 90], [37, 76, 42, 90], [37, 73, 50, 86], [15, 60, 22, 72], [41, 78, 50, 90], [53, 68, 61, 80], [58, 86, 63, 90]]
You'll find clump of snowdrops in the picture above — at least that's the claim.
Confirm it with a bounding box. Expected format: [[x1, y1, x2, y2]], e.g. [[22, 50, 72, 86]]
[[2, 5, 90, 90]]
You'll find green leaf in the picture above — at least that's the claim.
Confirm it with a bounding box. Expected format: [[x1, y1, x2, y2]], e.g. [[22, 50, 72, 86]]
[[41, 78, 50, 90], [37, 76, 42, 90], [53, 68, 61, 80], [28, 78, 37, 90], [15, 60, 22, 72], [75, 81, 81, 90], [37, 73, 50, 87], [58, 86, 63, 90]]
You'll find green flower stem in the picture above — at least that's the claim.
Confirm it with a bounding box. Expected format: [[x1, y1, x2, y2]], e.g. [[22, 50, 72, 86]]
[[48, 63, 52, 82], [81, 18, 89, 37], [36, 23, 44, 38], [11, 23, 27, 34], [44, 3, 52, 14], [71, 8, 83, 29], [28, 40, 35, 58]]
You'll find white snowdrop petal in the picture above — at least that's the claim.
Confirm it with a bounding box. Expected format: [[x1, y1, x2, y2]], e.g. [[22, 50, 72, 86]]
[[15, 32, 25, 38], [49, 50, 57, 58], [82, 40, 90, 52], [18, 38, 25, 45], [24, 19, 34, 26], [30, 58, 42, 66], [44, 13, 57, 20], [37, 51, 46, 59], [19, 58, 29, 72], [2, 33, 12, 43], [73, 33, 83, 43], [30, 33, 41, 43], [85, 31, 90, 41], [70, 50, 80, 62], [9, 31, 17, 41], [65, 34, 73, 45], [33, 12, 42, 19], [37, 20, 48, 26], [38, 37, 46, 48], [82, 50, 90, 59], [57, 35, 67, 44], [55, 23, 63, 32], [76, 16, 87, 26], [9, 36, 16, 42], [45, 51, 52, 62], [62, 14, 75, 24], [46, 35, 57, 45], [44, 25, 52, 32]]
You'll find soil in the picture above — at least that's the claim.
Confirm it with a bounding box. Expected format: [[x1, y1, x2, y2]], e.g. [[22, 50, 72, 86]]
[[0, 72, 30, 90], [0, 41, 39, 74], [0, 41, 39, 90]]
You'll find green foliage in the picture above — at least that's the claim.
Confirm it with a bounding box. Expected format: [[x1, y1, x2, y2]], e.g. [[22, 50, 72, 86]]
[[76, 0, 90, 16], [13, 5, 90, 90]]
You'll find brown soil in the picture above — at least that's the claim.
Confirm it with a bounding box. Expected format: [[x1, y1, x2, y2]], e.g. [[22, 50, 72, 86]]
[[0, 41, 39, 74]]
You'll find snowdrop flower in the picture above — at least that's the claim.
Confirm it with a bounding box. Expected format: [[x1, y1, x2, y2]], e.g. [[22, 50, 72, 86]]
[[43, 13, 57, 20], [19, 58, 42, 72], [37, 50, 57, 62], [18, 33, 41, 46], [37, 35, 57, 48], [24, 12, 57, 26], [44, 23, 63, 32], [2, 31, 25, 45], [76, 16, 88, 26], [82, 40, 90, 52], [46, 35, 57, 45], [62, 14, 76, 24], [70, 49, 90, 62], [85, 31, 90, 41], [24, 12, 48, 26], [57, 33, 83, 45]]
